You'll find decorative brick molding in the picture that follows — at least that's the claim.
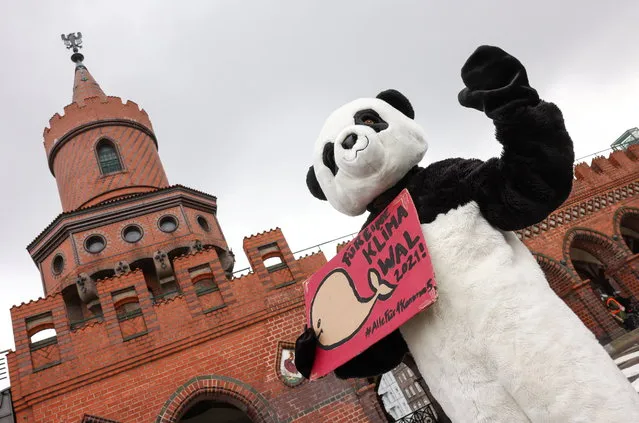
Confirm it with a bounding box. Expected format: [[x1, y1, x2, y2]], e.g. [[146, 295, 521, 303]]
[[561, 227, 628, 267], [560, 227, 639, 294], [613, 206, 639, 254], [516, 181, 639, 240], [156, 375, 279, 423]]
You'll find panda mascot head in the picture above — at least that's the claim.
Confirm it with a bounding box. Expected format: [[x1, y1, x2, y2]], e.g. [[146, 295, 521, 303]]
[[306, 89, 427, 216]]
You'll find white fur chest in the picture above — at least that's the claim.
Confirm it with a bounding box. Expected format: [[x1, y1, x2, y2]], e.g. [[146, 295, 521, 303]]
[[410, 200, 537, 326], [398, 201, 639, 422]]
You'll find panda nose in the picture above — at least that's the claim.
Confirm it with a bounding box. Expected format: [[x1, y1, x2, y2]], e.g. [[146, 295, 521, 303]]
[[341, 133, 358, 150]]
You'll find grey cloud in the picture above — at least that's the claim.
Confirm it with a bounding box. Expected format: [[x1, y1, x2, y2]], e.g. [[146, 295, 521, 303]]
[[1, 0, 638, 348]]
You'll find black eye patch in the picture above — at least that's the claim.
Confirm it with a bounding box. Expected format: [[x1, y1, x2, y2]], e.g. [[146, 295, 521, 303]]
[[322, 142, 338, 176], [354, 109, 389, 132]]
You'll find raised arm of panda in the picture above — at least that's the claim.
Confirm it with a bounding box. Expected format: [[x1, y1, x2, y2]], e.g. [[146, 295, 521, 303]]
[[458, 45, 575, 231]]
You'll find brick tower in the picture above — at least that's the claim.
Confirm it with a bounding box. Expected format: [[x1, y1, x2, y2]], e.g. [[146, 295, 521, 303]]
[[5, 34, 387, 422]]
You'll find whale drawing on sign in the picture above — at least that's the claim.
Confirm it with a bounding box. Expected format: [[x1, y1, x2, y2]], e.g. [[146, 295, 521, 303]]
[[310, 267, 396, 350]]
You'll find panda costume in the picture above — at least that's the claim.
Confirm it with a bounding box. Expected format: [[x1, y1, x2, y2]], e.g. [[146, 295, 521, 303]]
[[295, 46, 639, 422]]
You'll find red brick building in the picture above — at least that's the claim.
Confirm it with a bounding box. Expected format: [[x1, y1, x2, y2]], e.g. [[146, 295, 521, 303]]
[[518, 148, 639, 345], [5, 45, 388, 422]]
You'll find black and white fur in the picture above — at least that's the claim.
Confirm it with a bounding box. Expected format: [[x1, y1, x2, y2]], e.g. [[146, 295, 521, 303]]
[[296, 46, 639, 422]]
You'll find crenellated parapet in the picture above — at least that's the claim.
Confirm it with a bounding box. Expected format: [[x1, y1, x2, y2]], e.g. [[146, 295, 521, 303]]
[[243, 228, 307, 289], [43, 96, 154, 158], [572, 145, 639, 200], [336, 241, 349, 254]]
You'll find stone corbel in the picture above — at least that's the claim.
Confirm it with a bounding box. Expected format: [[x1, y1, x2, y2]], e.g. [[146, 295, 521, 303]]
[[190, 239, 204, 254], [76, 272, 101, 314], [219, 248, 236, 278], [153, 249, 175, 286], [114, 260, 131, 276]]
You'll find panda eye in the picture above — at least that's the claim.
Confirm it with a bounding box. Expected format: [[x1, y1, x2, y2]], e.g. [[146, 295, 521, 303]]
[[354, 109, 388, 132]]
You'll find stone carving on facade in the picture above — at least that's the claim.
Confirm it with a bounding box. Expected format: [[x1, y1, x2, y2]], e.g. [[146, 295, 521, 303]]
[[190, 239, 204, 254], [154, 250, 168, 270], [219, 248, 236, 279], [153, 249, 175, 286], [114, 260, 131, 276], [86, 299, 102, 315], [75, 272, 98, 304]]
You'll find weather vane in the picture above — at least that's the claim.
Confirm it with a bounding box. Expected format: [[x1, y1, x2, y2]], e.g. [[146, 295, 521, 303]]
[[61, 32, 83, 52], [61, 32, 85, 65]]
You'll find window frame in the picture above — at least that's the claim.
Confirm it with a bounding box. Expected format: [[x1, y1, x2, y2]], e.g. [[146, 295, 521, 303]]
[[51, 253, 65, 275], [95, 138, 124, 175], [158, 215, 179, 233], [84, 234, 107, 254], [121, 224, 144, 244]]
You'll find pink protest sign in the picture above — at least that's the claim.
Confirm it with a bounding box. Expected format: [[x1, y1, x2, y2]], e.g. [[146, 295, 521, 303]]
[[304, 189, 437, 380]]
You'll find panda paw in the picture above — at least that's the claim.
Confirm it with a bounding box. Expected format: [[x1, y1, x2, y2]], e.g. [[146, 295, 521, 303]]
[[294, 326, 317, 379], [458, 45, 540, 118]]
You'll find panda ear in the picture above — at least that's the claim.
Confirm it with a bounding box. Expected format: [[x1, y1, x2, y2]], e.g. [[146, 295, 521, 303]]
[[306, 166, 327, 201], [376, 89, 415, 119]]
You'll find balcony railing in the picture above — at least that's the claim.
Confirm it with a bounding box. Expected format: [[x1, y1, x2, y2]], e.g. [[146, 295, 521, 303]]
[[395, 404, 438, 423]]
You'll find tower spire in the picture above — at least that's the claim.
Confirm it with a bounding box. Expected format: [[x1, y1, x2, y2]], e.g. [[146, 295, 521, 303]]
[[61, 32, 106, 104]]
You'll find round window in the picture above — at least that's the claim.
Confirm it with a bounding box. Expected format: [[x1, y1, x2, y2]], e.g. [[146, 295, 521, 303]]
[[85, 235, 106, 253], [52, 254, 65, 275], [158, 215, 178, 233], [197, 216, 210, 232], [122, 225, 143, 243]]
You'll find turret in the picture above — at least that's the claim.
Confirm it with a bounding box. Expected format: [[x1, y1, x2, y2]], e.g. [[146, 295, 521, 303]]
[[44, 33, 169, 212]]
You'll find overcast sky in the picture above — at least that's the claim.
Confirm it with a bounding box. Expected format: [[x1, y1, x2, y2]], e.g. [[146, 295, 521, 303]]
[[0, 1, 638, 354]]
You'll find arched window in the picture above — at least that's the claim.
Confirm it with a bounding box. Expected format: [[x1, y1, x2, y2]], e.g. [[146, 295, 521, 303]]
[[264, 255, 286, 272], [620, 212, 639, 254], [96, 139, 123, 174]]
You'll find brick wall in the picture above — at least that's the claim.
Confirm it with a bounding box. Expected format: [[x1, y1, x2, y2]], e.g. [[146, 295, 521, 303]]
[[519, 146, 639, 342], [8, 229, 386, 423]]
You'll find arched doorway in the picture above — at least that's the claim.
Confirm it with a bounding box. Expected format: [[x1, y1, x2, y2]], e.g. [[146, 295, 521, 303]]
[[534, 253, 623, 342], [570, 247, 619, 296], [564, 229, 628, 297], [564, 228, 638, 334], [156, 375, 278, 423], [179, 400, 252, 423], [619, 212, 639, 254]]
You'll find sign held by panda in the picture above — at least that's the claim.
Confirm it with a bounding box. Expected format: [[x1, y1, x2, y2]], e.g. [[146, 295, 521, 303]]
[[304, 189, 438, 379]]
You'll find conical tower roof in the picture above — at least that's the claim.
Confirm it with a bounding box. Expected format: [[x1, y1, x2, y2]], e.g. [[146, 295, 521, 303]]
[[61, 33, 107, 104], [72, 62, 106, 104]]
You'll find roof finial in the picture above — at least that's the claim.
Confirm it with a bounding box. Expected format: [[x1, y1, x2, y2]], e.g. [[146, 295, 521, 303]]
[[61, 32, 85, 67]]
